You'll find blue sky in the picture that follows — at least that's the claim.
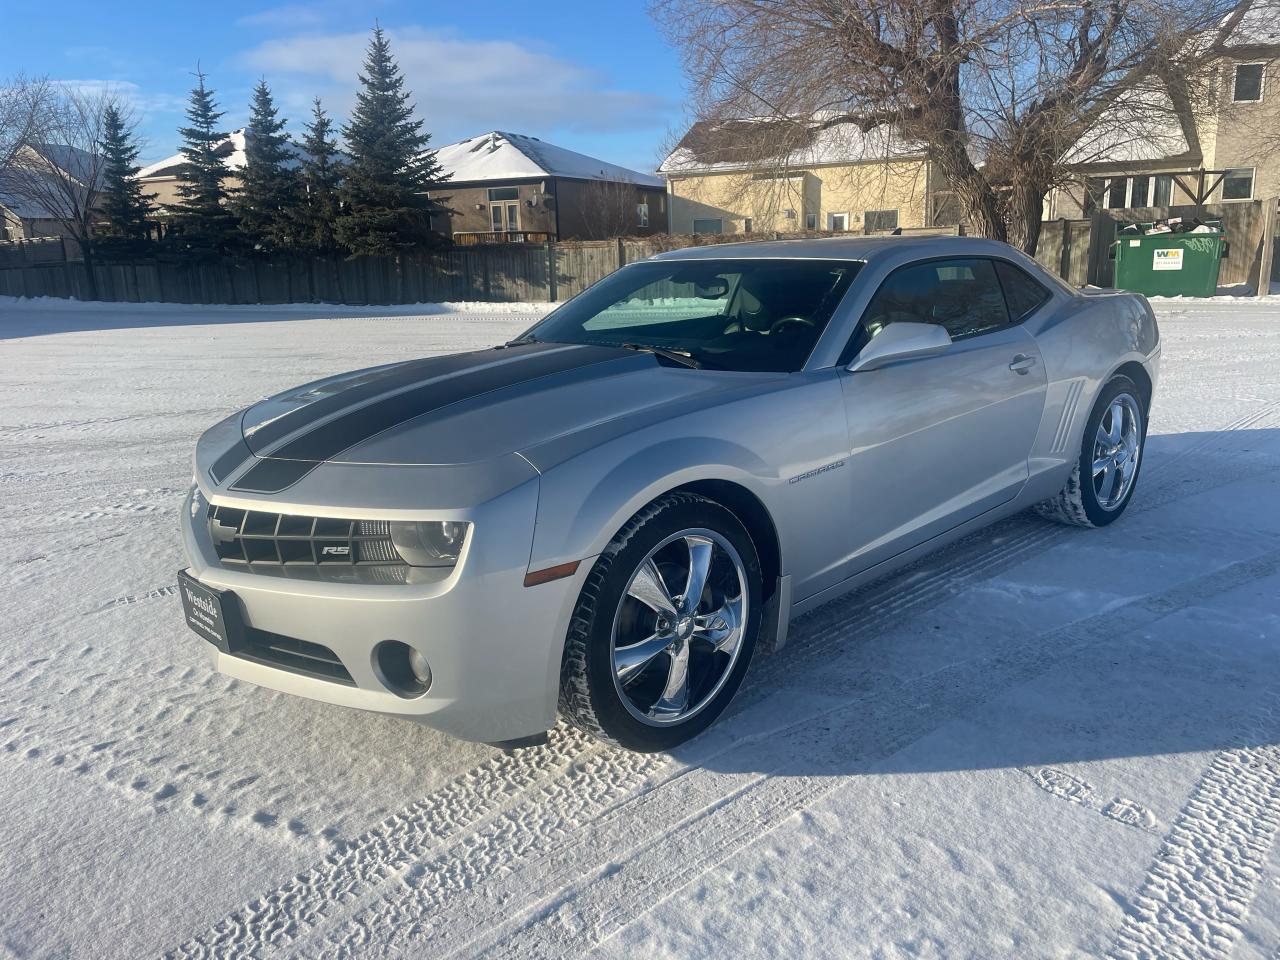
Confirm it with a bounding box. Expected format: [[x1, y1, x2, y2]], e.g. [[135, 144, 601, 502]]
[[5, 0, 690, 173]]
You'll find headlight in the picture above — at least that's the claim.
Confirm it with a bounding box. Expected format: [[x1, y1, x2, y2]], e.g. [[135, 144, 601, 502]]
[[389, 521, 470, 568]]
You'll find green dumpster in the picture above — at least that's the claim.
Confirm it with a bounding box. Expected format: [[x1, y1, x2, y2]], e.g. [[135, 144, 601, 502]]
[[1112, 222, 1228, 297]]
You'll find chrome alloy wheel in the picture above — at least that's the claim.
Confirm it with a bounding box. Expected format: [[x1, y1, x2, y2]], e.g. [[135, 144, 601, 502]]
[[610, 529, 748, 726], [1092, 392, 1142, 510]]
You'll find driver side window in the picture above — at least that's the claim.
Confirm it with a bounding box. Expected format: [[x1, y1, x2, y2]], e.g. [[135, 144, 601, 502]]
[[860, 258, 1010, 343]]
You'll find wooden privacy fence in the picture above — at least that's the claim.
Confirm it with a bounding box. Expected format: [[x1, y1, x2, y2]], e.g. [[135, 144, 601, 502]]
[[1036, 199, 1276, 291], [0, 239, 674, 306], [0, 204, 1274, 306]]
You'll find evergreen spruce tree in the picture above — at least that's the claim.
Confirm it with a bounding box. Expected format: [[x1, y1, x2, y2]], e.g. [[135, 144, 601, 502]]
[[97, 103, 156, 252], [236, 79, 300, 253], [336, 27, 448, 255], [169, 69, 239, 256], [293, 98, 343, 255]]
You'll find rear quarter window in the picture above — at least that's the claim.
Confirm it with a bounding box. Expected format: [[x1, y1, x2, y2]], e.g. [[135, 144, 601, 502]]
[[994, 260, 1051, 321]]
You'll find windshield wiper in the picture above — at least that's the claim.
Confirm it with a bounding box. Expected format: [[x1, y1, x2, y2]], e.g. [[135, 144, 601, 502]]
[[503, 334, 539, 347], [619, 343, 703, 369]]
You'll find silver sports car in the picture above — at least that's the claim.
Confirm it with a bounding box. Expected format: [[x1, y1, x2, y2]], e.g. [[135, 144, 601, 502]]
[[179, 237, 1159, 752]]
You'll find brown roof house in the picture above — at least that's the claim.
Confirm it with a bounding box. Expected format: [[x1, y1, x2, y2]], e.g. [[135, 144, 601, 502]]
[[429, 131, 668, 243]]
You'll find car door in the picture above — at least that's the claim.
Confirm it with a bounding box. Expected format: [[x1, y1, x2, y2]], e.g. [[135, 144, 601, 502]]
[[834, 256, 1048, 576]]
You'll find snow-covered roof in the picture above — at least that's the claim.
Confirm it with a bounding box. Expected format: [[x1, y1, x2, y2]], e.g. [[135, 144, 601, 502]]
[[659, 116, 924, 175], [1224, 0, 1280, 48], [1062, 85, 1194, 166], [432, 131, 662, 187], [138, 129, 308, 180]]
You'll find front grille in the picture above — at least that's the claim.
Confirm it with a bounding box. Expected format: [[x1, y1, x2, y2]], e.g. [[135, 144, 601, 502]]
[[234, 626, 355, 685], [208, 504, 411, 581]]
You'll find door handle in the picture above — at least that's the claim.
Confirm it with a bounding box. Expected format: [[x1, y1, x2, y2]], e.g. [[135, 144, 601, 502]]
[[1009, 354, 1037, 375]]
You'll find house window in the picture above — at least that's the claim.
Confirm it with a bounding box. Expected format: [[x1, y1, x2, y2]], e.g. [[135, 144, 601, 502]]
[[1083, 178, 1105, 216], [692, 218, 723, 234], [865, 209, 899, 232], [1153, 174, 1173, 207], [743, 217, 753, 233], [491, 201, 519, 231], [1129, 175, 1151, 208], [637, 202, 650, 227], [1233, 63, 1265, 102], [1105, 178, 1128, 209], [805, 213, 818, 230], [828, 212, 848, 231], [487, 186, 519, 201], [1222, 167, 1254, 201]]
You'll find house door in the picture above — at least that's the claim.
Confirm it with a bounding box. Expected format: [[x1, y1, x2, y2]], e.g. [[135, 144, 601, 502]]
[[491, 202, 520, 232], [829, 212, 848, 232]]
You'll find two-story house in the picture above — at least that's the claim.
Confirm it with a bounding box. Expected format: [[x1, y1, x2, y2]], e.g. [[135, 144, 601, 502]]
[[1049, 7, 1280, 217], [659, 117, 951, 236]]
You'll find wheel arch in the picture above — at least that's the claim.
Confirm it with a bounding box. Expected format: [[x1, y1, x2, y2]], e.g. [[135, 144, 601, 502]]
[[672, 479, 782, 603], [1110, 359, 1153, 412]]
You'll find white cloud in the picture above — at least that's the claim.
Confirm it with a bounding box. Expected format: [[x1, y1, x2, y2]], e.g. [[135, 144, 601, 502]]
[[238, 27, 672, 142], [52, 79, 187, 116], [236, 4, 336, 28]]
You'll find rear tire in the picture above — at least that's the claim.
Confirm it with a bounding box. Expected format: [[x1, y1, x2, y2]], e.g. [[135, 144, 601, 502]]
[[559, 492, 763, 752], [1036, 375, 1146, 528]]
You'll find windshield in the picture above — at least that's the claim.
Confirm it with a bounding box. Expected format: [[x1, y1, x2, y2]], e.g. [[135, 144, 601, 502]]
[[521, 258, 861, 373]]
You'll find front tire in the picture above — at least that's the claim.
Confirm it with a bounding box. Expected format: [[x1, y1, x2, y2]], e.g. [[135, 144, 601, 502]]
[[1036, 375, 1146, 527], [559, 492, 763, 752]]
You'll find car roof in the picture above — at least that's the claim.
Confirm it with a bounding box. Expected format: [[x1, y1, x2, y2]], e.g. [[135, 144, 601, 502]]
[[647, 235, 1023, 264]]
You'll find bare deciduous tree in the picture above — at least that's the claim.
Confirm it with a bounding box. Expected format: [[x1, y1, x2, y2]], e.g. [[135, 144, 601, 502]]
[[0, 84, 112, 292], [652, 0, 1257, 252], [576, 178, 644, 239], [0, 74, 51, 178]]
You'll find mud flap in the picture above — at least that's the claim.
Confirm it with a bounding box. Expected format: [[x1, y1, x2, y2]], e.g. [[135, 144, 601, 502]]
[[758, 574, 792, 655]]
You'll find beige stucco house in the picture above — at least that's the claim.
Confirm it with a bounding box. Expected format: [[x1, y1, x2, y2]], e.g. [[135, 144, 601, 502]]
[[1049, 6, 1280, 218], [659, 118, 948, 236]]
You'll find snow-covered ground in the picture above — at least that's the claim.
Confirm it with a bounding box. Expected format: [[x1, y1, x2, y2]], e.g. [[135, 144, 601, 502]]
[[0, 296, 1278, 960]]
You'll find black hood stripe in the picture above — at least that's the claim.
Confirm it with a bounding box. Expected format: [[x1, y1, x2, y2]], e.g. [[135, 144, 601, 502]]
[[229, 343, 627, 494], [209, 341, 565, 485], [246, 343, 569, 454]]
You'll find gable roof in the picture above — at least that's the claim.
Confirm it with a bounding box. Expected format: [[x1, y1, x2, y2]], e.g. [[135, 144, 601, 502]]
[[432, 131, 662, 187], [1222, 0, 1280, 49], [138, 129, 310, 180], [659, 116, 923, 175]]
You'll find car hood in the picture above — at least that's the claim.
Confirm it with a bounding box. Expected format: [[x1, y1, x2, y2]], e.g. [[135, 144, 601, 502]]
[[202, 341, 767, 495]]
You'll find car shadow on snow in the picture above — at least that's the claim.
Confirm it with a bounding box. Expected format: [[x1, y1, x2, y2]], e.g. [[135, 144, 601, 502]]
[[677, 427, 1280, 777]]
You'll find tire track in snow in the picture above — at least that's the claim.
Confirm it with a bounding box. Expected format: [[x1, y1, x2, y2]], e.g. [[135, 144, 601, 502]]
[[313, 553, 1280, 960], [1143, 401, 1280, 482], [168, 420, 1278, 958], [1107, 698, 1280, 960], [178, 517, 1060, 959], [164, 726, 599, 960]]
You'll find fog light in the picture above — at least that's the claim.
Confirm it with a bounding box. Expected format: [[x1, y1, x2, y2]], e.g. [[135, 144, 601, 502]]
[[408, 648, 432, 687], [374, 640, 432, 698]]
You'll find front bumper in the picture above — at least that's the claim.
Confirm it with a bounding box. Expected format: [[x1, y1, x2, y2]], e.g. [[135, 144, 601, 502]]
[[178, 481, 591, 743]]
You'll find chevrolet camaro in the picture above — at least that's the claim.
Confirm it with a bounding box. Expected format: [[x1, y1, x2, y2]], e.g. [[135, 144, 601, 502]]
[[179, 236, 1159, 752]]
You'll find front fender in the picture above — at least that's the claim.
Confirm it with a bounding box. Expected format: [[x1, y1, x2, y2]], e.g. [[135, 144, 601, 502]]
[[529, 435, 777, 572]]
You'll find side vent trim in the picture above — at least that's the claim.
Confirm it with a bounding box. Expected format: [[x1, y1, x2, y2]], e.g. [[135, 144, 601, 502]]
[[1051, 379, 1086, 455]]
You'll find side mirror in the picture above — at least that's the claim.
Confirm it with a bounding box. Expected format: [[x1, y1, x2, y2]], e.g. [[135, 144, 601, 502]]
[[847, 322, 952, 373]]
